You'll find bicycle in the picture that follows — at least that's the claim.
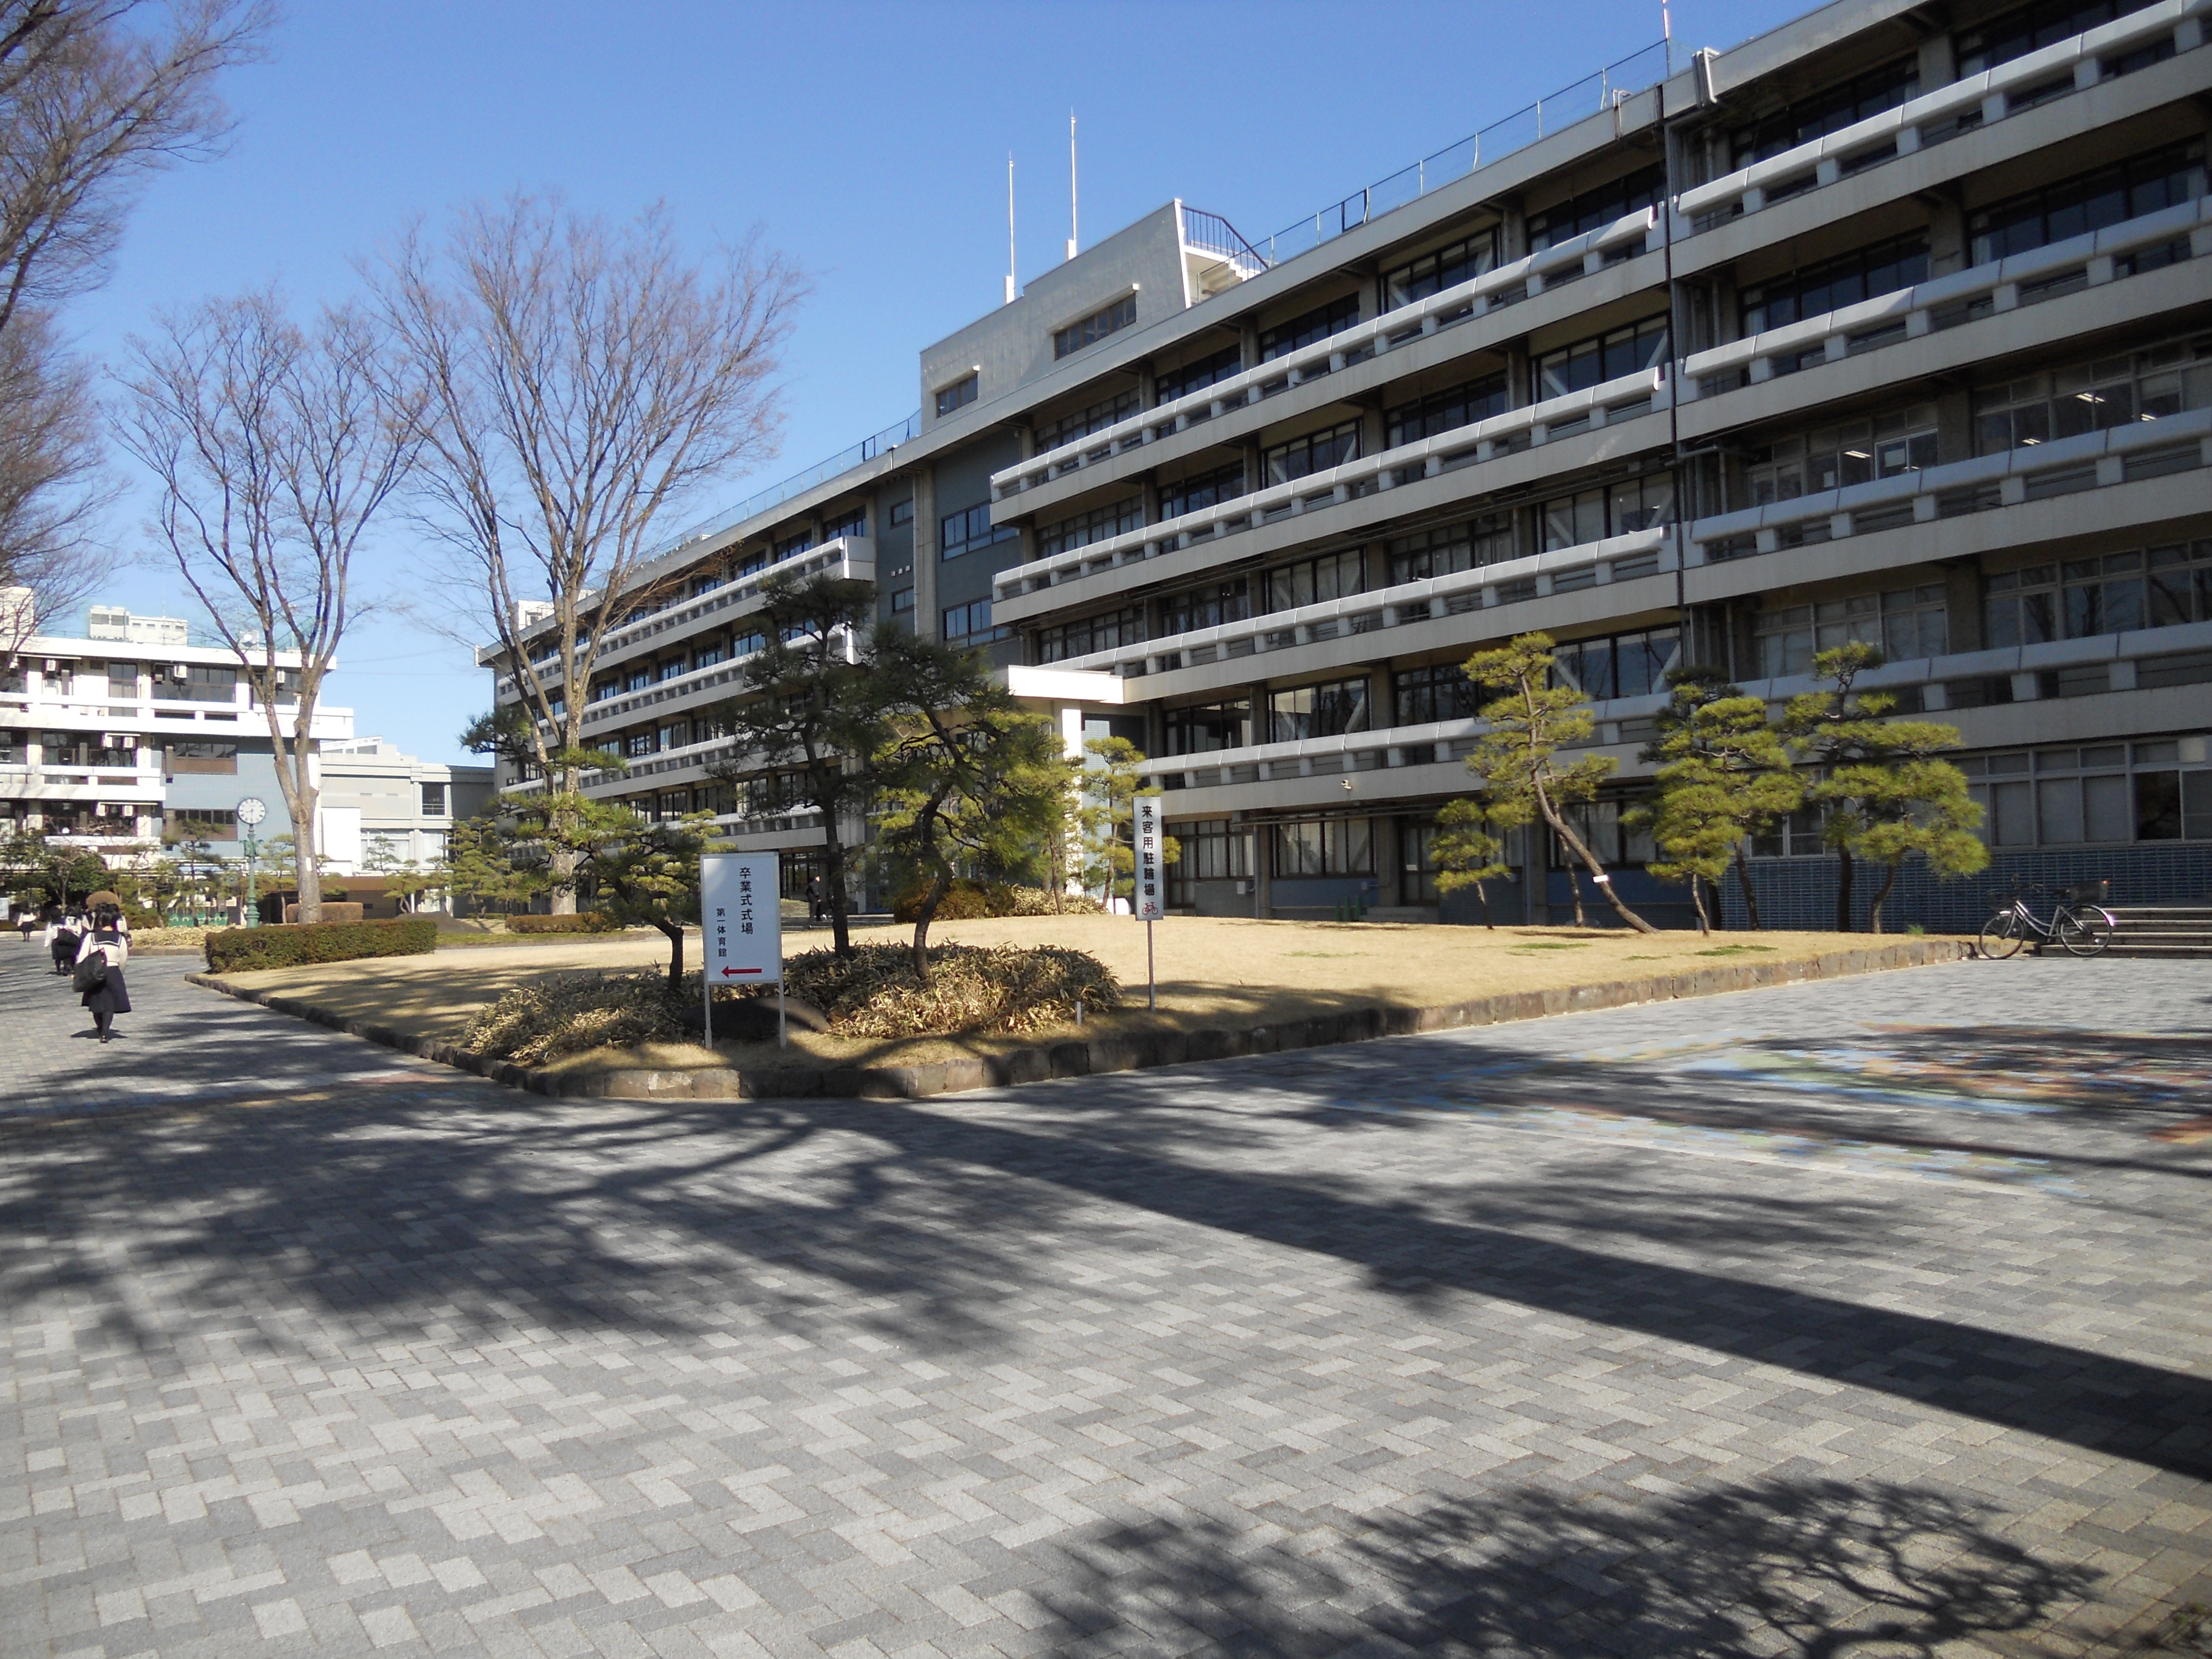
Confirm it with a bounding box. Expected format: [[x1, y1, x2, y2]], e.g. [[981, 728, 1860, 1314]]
[[1978, 880, 2116, 959]]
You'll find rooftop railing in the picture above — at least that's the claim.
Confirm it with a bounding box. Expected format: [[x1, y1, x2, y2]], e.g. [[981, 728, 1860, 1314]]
[[641, 410, 919, 569], [1192, 38, 1670, 292]]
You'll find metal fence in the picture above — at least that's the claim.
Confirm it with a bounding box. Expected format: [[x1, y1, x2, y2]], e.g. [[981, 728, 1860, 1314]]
[[1215, 39, 1673, 279], [648, 406, 922, 566]]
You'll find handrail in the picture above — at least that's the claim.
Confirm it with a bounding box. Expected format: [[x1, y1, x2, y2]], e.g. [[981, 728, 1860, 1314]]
[[1678, 0, 2206, 227], [994, 206, 1661, 499], [994, 362, 1673, 605]]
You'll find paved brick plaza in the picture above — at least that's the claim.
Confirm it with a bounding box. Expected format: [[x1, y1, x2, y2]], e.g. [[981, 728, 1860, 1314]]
[[3, 941, 2209, 1657]]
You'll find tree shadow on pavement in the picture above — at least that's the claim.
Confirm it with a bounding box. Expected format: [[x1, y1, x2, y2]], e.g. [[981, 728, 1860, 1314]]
[[1032, 1475, 2105, 1657]]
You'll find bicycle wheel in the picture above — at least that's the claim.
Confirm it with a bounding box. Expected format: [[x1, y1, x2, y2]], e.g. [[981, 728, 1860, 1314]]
[[2056, 906, 2114, 958], [1979, 910, 2028, 959]]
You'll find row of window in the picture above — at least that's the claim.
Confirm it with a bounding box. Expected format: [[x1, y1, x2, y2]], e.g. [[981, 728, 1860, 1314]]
[[1053, 294, 1137, 360], [942, 599, 1008, 646], [1986, 541, 2212, 647], [1039, 497, 1142, 559], [940, 500, 1019, 562], [1973, 337, 2212, 452], [1035, 389, 1139, 453], [1747, 406, 1938, 505], [1971, 142, 2203, 266], [1754, 586, 1951, 678]]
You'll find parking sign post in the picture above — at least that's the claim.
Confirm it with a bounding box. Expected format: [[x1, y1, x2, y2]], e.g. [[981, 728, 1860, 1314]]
[[1134, 795, 1164, 1010], [701, 852, 784, 1048]]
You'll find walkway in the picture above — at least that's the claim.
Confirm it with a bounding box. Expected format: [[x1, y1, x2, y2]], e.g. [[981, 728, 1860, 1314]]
[[2, 945, 2208, 1656]]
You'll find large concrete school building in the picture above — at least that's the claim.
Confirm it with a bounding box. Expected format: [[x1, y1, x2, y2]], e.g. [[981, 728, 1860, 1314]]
[[483, 0, 2212, 928]]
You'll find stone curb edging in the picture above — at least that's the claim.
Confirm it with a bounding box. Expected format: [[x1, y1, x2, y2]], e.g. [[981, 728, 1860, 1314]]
[[187, 937, 1969, 1103]]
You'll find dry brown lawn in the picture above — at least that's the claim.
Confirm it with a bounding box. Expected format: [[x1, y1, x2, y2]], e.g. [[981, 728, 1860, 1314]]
[[204, 914, 1934, 1080]]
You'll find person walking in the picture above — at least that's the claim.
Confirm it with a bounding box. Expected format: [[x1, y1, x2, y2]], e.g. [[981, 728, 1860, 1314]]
[[48, 909, 82, 976], [806, 875, 825, 922], [75, 904, 132, 1041]]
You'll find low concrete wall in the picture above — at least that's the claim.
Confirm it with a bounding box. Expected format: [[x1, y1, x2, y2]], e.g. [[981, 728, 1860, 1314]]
[[189, 936, 1971, 1104]]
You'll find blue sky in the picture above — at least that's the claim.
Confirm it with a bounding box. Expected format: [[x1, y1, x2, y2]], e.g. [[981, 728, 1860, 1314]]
[[73, 0, 1785, 763]]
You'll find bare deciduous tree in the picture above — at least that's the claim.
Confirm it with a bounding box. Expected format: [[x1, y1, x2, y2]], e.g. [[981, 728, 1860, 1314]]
[[372, 194, 804, 911], [0, 0, 270, 637], [118, 289, 419, 922]]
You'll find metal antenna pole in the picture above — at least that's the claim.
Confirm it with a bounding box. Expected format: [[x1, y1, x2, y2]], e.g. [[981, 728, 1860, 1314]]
[[1067, 112, 1078, 261], [1005, 153, 1018, 305]]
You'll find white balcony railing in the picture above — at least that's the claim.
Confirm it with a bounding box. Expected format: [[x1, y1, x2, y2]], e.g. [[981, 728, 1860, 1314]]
[[1677, 0, 2209, 229], [1687, 404, 2211, 564], [992, 193, 2206, 613], [1682, 195, 2212, 394], [994, 364, 1674, 607], [990, 206, 1662, 502], [494, 537, 871, 702]]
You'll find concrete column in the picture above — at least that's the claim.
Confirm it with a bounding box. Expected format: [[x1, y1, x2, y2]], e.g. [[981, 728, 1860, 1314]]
[[1917, 31, 1957, 89], [1925, 183, 1969, 278], [1944, 563, 1984, 653], [1139, 471, 1162, 526], [911, 468, 939, 641], [1252, 817, 1272, 919], [1497, 199, 1528, 262], [1359, 405, 1385, 462], [1239, 318, 1261, 372], [1505, 341, 1532, 408], [1136, 363, 1157, 409], [1935, 387, 1974, 466], [1016, 420, 1035, 462]]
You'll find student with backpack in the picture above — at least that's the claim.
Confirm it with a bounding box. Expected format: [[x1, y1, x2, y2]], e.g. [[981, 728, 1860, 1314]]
[[75, 904, 131, 1042]]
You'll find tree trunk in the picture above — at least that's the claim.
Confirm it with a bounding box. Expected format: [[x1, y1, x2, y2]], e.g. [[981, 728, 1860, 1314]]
[[1732, 844, 1762, 931], [1834, 846, 1855, 933], [1475, 880, 1493, 929], [1566, 863, 1586, 928], [911, 890, 943, 982], [1690, 874, 1710, 935], [1867, 858, 1902, 935], [1536, 789, 1658, 934], [657, 917, 685, 991]]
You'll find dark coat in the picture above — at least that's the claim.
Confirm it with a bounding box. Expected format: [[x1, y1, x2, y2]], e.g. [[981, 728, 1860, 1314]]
[[77, 930, 132, 1015]]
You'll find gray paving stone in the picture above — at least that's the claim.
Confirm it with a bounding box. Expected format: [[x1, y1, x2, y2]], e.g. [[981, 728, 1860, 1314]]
[[3, 947, 2210, 1655]]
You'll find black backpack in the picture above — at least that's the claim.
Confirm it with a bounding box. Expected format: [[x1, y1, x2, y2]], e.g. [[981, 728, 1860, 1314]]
[[74, 941, 111, 993]]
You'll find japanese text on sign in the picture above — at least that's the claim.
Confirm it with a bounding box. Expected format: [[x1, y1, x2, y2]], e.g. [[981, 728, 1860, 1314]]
[[1134, 795, 1165, 922], [701, 852, 782, 984]]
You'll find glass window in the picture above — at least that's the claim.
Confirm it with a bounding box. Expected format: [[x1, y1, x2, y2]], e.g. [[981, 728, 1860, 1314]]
[[1386, 372, 1509, 448], [942, 599, 1008, 646], [888, 499, 914, 528], [775, 529, 814, 561], [939, 501, 1018, 562], [1740, 237, 1929, 336], [1985, 553, 2150, 646], [1387, 513, 1514, 583], [1264, 550, 1363, 613], [1541, 473, 1671, 550], [1052, 294, 1138, 359], [1970, 143, 2205, 265], [1265, 421, 1360, 487], [1272, 818, 1374, 876], [1730, 58, 1921, 168], [1171, 820, 1251, 883], [1553, 628, 1681, 702], [420, 781, 447, 817], [1527, 163, 1665, 251], [2149, 542, 2212, 627], [1269, 678, 1371, 742], [1384, 230, 1500, 309], [1394, 663, 1482, 726], [1039, 498, 1142, 559], [1533, 316, 1668, 401], [1156, 345, 1243, 403], [1035, 389, 1140, 451], [822, 505, 867, 542], [1749, 406, 1938, 503], [1958, 0, 2162, 75], [1164, 701, 1252, 755], [1260, 294, 1360, 361], [1973, 337, 2212, 455], [1159, 580, 1250, 635], [935, 374, 978, 418], [106, 662, 138, 695], [1037, 606, 1145, 664], [1158, 462, 1246, 521]]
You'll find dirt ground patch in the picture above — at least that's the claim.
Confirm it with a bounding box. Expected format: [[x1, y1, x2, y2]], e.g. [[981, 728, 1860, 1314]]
[[202, 915, 1953, 1082]]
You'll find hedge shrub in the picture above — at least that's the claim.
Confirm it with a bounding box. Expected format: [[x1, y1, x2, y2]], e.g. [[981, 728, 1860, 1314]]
[[205, 916, 437, 973], [506, 912, 623, 935], [890, 882, 1106, 923]]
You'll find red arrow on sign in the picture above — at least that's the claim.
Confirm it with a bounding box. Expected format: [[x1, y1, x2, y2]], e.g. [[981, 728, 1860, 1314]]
[[720, 966, 762, 977]]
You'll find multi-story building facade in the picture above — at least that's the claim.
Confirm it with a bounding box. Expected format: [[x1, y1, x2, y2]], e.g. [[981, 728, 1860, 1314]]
[[315, 736, 495, 876], [484, 0, 2212, 927], [2, 599, 348, 864]]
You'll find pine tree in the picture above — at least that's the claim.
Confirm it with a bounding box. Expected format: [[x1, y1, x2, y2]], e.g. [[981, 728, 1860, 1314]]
[[1462, 633, 1656, 933], [1782, 641, 1989, 931], [1431, 793, 1524, 928], [1634, 667, 1803, 932]]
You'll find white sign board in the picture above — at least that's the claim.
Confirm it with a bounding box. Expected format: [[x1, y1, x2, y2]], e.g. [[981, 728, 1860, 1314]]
[[702, 852, 781, 985], [1133, 795, 1166, 921]]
